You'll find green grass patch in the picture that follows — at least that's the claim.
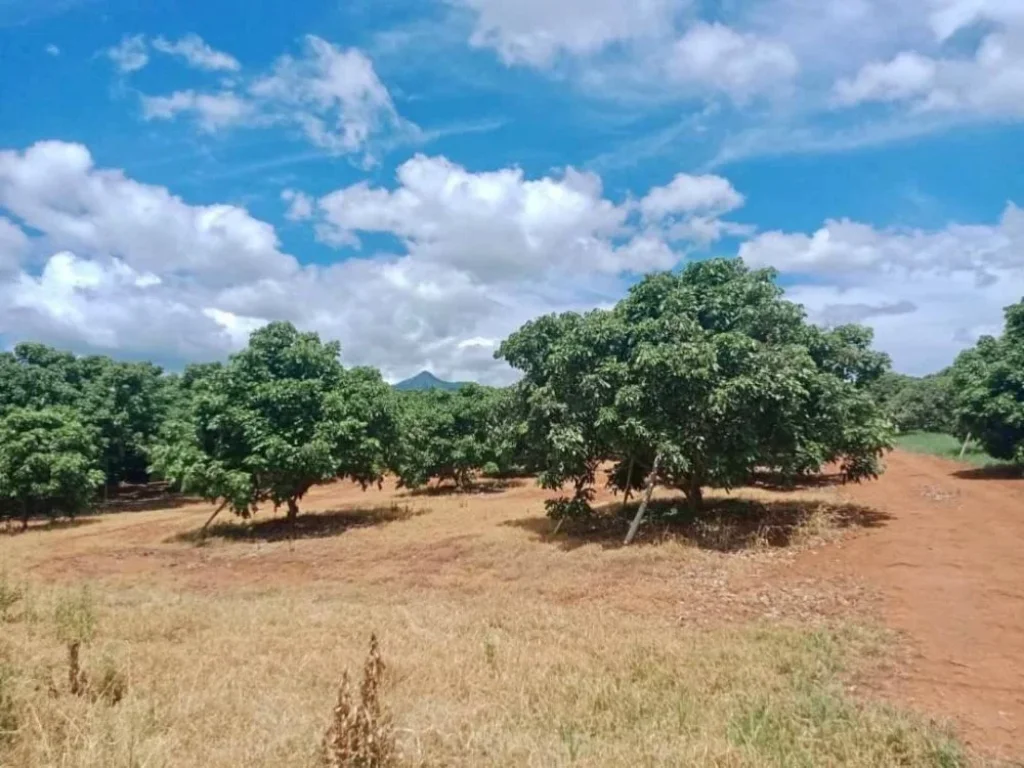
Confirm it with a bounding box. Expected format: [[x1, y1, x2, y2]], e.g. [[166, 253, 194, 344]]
[[894, 432, 1004, 467]]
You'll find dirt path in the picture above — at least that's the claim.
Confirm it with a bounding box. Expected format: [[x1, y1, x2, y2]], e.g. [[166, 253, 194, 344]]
[[801, 451, 1024, 758]]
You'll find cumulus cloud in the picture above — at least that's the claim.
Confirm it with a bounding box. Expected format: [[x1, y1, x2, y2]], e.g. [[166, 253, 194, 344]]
[[137, 36, 411, 164], [664, 23, 799, 99], [0, 141, 709, 380], [152, 34, 241, 71], [0, 141, 296, 285], [281, 189, 315, 221], [249, 36, 412, 159], [106, 34, 148, 73], [829, 0, 1024, 117], [141, 90, 253, 131], [455, 0, 677, 67], [638, 172, 745, 220], [0, 216, 28, 273], [314, 155, 741, 281], [834, 30, 1024, 115], [739, 206, 1024, 373], [451, 0, 798, 102], [5, 140, 1015, 381]]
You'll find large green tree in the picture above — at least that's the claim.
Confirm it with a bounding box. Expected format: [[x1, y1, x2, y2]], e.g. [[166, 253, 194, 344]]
[[951, 299, 1024, 463], [0, 344, 170, 486], [392, 384, 502, 489], [0, 407, 105, 528], [871, 372, 955, 434], [498, 259, 894, 539], [151, 322, 398, 521]]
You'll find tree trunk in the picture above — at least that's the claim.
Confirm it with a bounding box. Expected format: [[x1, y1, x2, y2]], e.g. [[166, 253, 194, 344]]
[[624, 452, 662, 546], [200, 500, 229, 536], [685, 477, 704, 515], [622, 455, 635, 505], [286, 497, 300, 521], [958, 432, 973, 460]]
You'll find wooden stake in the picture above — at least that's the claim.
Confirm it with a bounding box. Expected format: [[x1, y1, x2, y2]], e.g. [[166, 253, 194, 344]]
[[624, 452, 662, 546]]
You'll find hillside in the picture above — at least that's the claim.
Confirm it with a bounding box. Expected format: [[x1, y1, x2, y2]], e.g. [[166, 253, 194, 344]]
[[393, 370, 467, 391]]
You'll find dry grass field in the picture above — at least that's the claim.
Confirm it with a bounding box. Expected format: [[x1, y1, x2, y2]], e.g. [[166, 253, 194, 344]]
[[2, 450, 1020, 767]]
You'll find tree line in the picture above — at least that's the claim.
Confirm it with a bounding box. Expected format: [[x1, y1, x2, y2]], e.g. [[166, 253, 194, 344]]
[[2, 259, 1021, 532]]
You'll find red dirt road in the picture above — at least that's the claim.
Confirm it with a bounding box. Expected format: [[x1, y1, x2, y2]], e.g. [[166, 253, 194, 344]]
[[802, 451, 1024, 758]]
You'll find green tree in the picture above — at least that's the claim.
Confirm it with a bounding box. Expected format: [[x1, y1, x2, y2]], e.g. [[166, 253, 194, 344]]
[[871, 372, 955, 434], [392, 384, 502, 489], [0, 345, 170, 487], [951, 300, 1024, 463], [151, 322, 398, 521], [498, 259, 894, 538], [0, 407, 105, 528]]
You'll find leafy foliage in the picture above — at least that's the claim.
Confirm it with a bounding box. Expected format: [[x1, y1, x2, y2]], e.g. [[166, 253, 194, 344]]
[[498, 259, 894, 520], [871, 372, 955, 434], [151, 322, 398, 519], [0, 407, 105, 527], [951, 299, 1024, 463], [0, 345, 170, 486], [392, 384, 502, 489]]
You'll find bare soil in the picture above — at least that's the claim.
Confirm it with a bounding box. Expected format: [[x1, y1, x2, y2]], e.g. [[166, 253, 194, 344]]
[[791, 450, 1024, 759]]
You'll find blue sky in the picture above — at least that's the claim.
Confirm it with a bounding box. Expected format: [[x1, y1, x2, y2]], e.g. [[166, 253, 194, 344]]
[[1, 0, 1022, 382]]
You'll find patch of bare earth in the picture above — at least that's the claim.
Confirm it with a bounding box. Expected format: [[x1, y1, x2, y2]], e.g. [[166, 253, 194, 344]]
[[8, 475, 868, 626], [788, 450, 1024, 760]]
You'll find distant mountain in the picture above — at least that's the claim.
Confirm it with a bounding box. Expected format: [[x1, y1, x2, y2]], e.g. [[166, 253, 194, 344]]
[[393, 371, 467, 392]]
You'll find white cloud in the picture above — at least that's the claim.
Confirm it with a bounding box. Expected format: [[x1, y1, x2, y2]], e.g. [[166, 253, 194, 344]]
[[834, 28, 1024, 115], [0, 216, 28, 273], [664, 23, 799, 98], [281, 189, 314, 221], [452, 1, 799, 103], [455, 0, 678, 67], [250, 36, 411, 159], [0, 141, 741, 380], [45, 44, 60, 57], [928, 0, 1024, 41], [5, 139, 1015, 382], [139, 36, 411, 163], [106, 34, 148, 73], [152, 34, 240, 71], [141, 90, 253, 131], [638, 172, 744, 220], [314, 154, 709, 281], [739, 205, 1024, 373], [834, 51, 938, 106], [0, 141, 296, 285]]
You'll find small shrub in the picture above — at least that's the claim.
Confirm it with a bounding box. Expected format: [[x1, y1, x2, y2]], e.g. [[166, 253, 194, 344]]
[[545, 494, 594, 522], [54, 588, 97, 696], [321, 634, 396, 768]]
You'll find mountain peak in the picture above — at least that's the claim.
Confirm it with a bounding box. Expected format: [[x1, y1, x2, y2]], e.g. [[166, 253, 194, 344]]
[[393, 371, 466, 391]]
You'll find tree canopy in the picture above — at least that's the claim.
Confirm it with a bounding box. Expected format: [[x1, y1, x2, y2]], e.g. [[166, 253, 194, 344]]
[[498, 259, 894, 530], [871, 372, 956, 434], [951, 299, 1024, 463], [0, 406, 105, 528], [0, 344, 169, 486], [151, 322, 398, 520], [392, 384, 502, 489]]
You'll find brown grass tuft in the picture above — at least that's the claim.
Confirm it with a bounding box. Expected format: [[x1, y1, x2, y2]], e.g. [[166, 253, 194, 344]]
[[321, 634, 395, 768]]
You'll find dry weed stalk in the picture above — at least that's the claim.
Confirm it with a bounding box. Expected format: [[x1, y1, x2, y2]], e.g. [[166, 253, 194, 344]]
[[67, 640, 86, 696], [321, 634, 395, 768]]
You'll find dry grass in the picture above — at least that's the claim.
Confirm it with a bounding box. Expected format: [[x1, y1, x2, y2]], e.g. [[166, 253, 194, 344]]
[[0, 476, 980, 767]]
